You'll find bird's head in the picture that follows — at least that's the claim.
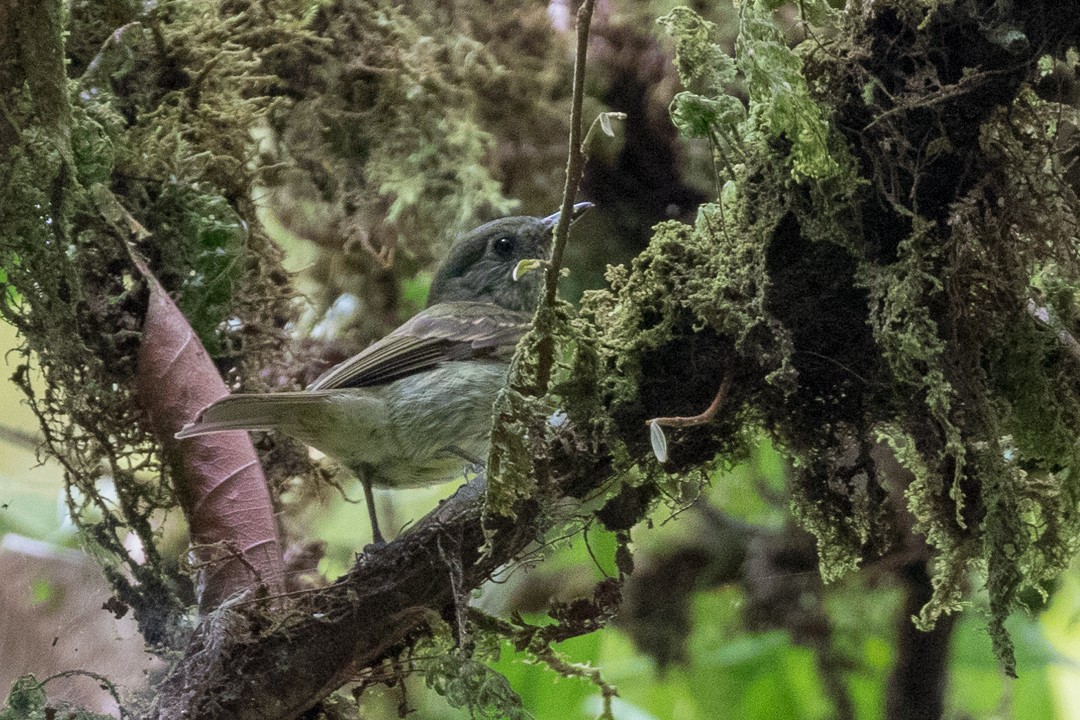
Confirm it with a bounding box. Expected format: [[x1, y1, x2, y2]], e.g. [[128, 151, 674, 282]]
[[428, 202, 593, 311]]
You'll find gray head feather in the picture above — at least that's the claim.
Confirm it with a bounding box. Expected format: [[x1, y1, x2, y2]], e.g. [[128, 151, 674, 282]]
[[428, 204, 592, 312]]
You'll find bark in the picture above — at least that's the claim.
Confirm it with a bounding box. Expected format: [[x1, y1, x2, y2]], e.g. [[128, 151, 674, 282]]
[[885, 558, 957, 720], [151, 436, 611, 720]]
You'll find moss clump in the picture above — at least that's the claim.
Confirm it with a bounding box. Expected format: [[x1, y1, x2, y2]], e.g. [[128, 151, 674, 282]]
[[0, 674, 119, 720], [2, 0, 313, 647], [255, 0, 567, 347], [575, 0, 1080, 674]]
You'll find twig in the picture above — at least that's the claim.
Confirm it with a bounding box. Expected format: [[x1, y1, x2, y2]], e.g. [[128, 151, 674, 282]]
[[533, 645, 618, 720], [545, 0, 596, 307], [863, 66, 1019, 131], [0, 423, 40, 450], [648, 363, 734, 428], [532, 0, 596, 396], [40, 670, 133, 719], [467, 605, 619, 720], [1026, 298, 1080, 363], [645, 364, 734, 463]]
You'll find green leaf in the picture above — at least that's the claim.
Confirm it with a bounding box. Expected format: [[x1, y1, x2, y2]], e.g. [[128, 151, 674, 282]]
[[657, 8, 736, 93], [670, 92, 745, 139]]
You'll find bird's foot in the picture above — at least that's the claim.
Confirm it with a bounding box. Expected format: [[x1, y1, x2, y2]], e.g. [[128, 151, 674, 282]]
[[362, 537, 387, 555], [444, 445, 486, 476]]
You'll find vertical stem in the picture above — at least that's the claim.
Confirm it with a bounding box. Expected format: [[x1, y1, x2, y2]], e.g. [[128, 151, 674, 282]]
[[545, 0, 596, 307], [532, 0, 596, 396], [885, 558, 956, 720], [11, 0, 72, 145]]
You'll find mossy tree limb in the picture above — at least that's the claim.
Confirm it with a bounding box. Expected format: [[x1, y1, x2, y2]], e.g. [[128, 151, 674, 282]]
[[150, 439, 612, 720], [155, 0, 1080, 690], [591, 0, 1080, 678], [2, 0, 305, 644]]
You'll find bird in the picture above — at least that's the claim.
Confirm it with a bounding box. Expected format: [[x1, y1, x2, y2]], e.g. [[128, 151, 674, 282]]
[[176, 202, 593, 545]]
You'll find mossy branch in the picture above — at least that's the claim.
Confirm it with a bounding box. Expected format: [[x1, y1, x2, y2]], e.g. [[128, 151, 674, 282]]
[[152, 441, 613, 719]]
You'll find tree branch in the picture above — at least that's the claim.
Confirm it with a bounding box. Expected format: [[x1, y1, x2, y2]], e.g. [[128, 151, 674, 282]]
[[885, 558, 957, 720], [152, 431, 612, 719], [545, 0, 596, 308]]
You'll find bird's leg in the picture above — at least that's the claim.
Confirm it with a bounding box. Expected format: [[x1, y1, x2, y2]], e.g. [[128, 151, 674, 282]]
[[354, 468, 386, 547], [444, 445, 485, 475]]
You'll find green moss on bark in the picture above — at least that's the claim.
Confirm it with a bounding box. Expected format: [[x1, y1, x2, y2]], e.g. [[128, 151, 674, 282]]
[[574, 0, 1080, 674]]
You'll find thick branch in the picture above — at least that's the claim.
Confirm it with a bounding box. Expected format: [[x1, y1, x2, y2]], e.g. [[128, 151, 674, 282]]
[[10, 0, 71, 141], [885, 559, 956, 720], [153, 433, 611, 720], [137, 0, 1080, 714]]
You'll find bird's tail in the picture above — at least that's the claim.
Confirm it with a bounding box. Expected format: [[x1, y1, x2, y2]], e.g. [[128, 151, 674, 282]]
[[175, 392, 328, 439]]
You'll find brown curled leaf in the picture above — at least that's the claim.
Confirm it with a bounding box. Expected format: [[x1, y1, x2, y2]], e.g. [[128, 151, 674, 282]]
[[132, 252, 284, 610]]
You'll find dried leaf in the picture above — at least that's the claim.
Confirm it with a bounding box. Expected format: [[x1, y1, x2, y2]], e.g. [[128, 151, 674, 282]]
[[648, 420, 668, 463], [132, 253, 284, 609], [598, 111, 625, 137]]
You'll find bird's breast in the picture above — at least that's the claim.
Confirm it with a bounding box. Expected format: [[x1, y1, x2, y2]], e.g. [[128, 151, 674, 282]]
[[373, 360, 508, 488]]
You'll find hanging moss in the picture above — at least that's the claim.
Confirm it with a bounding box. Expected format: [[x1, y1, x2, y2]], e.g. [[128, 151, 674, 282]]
[[570, 0, 1080, 674], [252, 0, 566, 348], [0, 0, 317, 648]]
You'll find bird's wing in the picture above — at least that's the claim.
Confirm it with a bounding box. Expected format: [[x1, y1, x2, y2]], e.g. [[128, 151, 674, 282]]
[[306, 302, 531, 390]]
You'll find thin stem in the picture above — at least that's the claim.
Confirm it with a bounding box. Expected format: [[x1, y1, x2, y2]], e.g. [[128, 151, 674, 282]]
[[648, 364, 735, 429], [520, 0, 596, 400], [1027, 298, 1080, 363], [0, 423, 40, 450], [544, 0, 596, 311]]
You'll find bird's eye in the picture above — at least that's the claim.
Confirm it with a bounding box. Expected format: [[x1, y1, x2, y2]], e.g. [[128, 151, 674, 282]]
[[493, 236, 515, 257]]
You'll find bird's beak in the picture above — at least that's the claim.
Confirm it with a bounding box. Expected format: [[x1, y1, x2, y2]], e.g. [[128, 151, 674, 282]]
[[541, 201, 594, 229]]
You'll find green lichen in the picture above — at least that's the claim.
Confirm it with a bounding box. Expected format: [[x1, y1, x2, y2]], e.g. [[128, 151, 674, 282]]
[[659, 1, 846, 182], [657, 7, 737, 93], [423, 655, 527, 720], [416, 626, 527, 720], [0, 674, 117, 720], [486, 302, 571, 518], [737, 5, 842, 181], [1, 0, 316, 650], [486, 386, 545, 518], [593, 1, 1080, 674], [585, 0, 875, 579]]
